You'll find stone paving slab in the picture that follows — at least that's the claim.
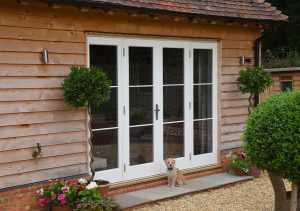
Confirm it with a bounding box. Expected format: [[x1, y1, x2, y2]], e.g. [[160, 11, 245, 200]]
[[114, 173, 253, 209]]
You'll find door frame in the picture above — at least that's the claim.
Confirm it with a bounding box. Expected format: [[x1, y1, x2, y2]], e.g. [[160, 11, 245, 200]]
[[87, 37, 124, 183], [188, 41, 218, 168], [87, 36, 218, 183], [122, 39, 161, 180]]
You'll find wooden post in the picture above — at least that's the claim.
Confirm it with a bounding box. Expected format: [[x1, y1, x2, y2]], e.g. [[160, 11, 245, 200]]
[[290, 182, 298, 211]]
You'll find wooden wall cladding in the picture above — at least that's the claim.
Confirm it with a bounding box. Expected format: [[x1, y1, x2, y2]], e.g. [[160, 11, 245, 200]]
[[0, 0, 260, 188]]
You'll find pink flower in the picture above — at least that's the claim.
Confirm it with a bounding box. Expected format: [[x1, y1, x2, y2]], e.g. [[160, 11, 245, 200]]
[[43, 198, 50, 206], [60, 199, 66, 205], [48, 180, 52, 185], [51, 195, 56, 200], [38, 198, 50, 206], [61, 186, 70, 193], [36, 188, 43, 196], [58, 194, 65, 201], [38, 198, 45, 206]]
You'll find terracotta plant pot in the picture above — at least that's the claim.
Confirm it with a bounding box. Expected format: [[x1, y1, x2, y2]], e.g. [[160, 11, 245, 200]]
[[95, 180, 111, 196], [248, 166, 262, 178], [233, 168, 248, 176]]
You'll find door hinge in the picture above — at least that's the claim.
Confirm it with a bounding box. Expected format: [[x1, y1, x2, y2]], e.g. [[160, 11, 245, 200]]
[[123, 106, 125, 115], [124, 164, 126, 172], [123, 48, 125, 57], [189, 153, 192, 161], [189, 50, 191, 58], [189, 102, 192, 110]]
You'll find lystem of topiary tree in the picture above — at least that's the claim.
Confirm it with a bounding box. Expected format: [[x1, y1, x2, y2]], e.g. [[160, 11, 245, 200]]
[[243, 91, 300, 211], [236, 66, 272, 114], [62, 66, 111, 180]]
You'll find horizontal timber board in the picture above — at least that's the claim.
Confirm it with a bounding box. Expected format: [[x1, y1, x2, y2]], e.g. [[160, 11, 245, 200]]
[[221, 99, 254, 108], [0, 120, 86, 139], [221, 140, 242, 150], [221, 115, 248, 125], [0, 142, 87, 164], [221, 132, 243, 142], [0, 25, 85, 43], [221, 91, 250, 100], [222, 49, 254, 58], [0, 110, 86, 127], [0, 89, 63, 101], [0, 65, 72, 76], [221, 83, 239, 92], [221, 123, 246, 134], [0, 38, 86, 54], [221, 58, 241, 66], [0, 164, 87, 189], [0, 52, 85, 65], [221, 66, 242, 75], [0, 131, 87, 152], [0, 77, 64, 89], [221, 75, 239, 83], [0, 152, 87, 177], [222, 40, 253, 49], [221, 107, 249, 116], [0, 100, 71, 114]]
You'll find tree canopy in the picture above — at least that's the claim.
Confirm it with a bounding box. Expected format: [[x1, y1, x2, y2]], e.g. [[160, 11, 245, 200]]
[[243, 91, 300, 182], [264, 0, 300, 52]]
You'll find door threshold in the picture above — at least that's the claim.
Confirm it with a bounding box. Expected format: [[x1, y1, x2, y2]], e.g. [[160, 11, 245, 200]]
[[109, 165, 223, 195]]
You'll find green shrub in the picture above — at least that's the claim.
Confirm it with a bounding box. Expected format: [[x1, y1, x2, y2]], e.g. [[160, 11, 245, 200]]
[[236, 66, 272, 113], [62, 66, 111, 108], [243, 91, 300, 182], [263, 48, 300, 68], [237, 66, 272, 95]]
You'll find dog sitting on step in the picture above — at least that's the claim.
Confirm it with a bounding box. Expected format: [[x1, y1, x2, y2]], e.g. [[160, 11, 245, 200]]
[[165, 158, 185, 187]]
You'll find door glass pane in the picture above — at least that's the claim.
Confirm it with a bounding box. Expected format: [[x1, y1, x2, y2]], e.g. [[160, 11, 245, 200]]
[[163, 86, 183, 122], [130, 126, 153, 165], [163, 48, 184, 84], [130, 87, 153, 125], [91, 129, 118, 171], [194, 120, 212, 155], [90, 45, 117, 86], [164, 122, 184, 159], [90, 44, 119, 172], [129, 47, 153, 85], [194, 49, 212, 84], [91, 88, 117, 129], [194, 85, 212, 119]]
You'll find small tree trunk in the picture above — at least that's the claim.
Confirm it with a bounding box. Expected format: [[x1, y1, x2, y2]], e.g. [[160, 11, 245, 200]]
[[248, 93, 253, 114], [290, 182, 298, 211], [87, 107, 95, 180]]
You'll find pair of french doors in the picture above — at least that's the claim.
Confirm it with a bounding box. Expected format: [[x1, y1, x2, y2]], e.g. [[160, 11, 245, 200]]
[[88, 36, 217, 183]]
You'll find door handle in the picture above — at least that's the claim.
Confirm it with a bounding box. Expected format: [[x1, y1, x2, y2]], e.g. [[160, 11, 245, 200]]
[[154, 104, 160, 120]]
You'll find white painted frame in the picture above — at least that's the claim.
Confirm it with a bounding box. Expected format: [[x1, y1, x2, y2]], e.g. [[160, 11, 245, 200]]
[[87, 37, 123, 183], [87, 36, 218, 183], [123, 38, 160, 180], [188, 41, 218, 168]]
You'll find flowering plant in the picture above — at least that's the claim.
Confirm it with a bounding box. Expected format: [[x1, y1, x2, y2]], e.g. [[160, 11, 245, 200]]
[[226, 151, 251, 173], [75, 186, 120, 211], [37, 178, 120, 210], [37, 179, 85, 207]]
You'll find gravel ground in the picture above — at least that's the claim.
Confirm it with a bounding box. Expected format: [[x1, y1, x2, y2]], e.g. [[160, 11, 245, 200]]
[[133, 173, 291, 211]]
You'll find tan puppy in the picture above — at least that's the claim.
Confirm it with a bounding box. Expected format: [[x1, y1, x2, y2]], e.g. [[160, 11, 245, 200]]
[[165, 158, 186, 187]]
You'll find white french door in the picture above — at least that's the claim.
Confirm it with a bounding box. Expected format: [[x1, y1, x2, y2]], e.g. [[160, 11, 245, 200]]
[[88, 36, 217, 183]]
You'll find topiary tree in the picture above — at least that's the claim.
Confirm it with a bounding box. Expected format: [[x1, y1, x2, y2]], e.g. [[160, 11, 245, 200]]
[[236, 66, 272, 114], [62, 66, 111, 179], [243, 91, 300, 211], [62, 66, 111, 108]]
